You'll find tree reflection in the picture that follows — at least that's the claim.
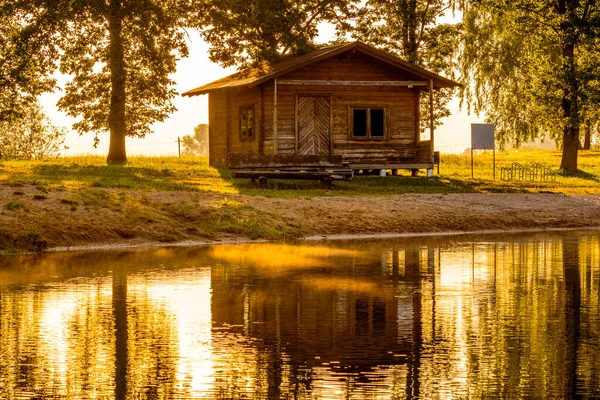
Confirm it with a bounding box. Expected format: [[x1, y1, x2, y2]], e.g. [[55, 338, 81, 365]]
[[563, 236, 581, 398], [0, 234, 599, 398], [113, 263, 128, 400]]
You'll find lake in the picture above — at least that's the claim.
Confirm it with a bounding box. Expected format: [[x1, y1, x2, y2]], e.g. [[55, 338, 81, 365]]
[[0, 231, 599, 399]]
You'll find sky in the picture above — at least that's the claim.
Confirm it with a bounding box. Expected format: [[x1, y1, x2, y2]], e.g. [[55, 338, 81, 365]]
[[38, 26, 486, 157]]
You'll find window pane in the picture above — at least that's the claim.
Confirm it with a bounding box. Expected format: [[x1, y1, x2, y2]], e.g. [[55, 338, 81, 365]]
[[248, 109, 254, 137], [240, 108, 254, 138], [353, 109, 367, 137], [241, 110, 248, 137], [371, 109, 385, 137]]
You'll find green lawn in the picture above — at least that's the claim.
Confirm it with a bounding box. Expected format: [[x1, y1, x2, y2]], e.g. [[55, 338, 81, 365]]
[[1, 151, 599, 198]]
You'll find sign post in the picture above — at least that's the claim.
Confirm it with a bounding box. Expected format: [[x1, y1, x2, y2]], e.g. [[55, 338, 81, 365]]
[[471, 123, 495, 179]]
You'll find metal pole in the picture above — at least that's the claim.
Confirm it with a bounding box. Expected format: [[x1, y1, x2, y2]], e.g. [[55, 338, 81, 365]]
[[177, 136, 181, 157], [493, 146, 496, 180]]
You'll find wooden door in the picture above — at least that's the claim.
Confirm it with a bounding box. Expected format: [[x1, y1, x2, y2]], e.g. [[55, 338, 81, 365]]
[[297, 96, 331, 155]]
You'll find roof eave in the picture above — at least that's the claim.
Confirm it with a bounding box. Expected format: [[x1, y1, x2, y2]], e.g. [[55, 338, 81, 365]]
[[352, 43, 460, 88], [247, 42, 360, 88], [181, 41, 461, 95]]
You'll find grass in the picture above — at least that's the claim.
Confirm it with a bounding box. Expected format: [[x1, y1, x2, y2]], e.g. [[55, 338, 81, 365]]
[[0, 151, 598, 252], [4, 201, 26, 211], [0, 155, 236, 193], [0, 151, 599, 200], [0, 229, 47, 254]]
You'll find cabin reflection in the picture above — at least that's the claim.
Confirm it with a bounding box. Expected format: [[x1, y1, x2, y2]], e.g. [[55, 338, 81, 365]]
[[209, 243, 431, 396], [0, 235, 599, 398]]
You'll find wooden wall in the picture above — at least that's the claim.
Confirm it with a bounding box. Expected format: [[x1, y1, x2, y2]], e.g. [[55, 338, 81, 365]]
[[261, 51, 425, 166], [209, 50, 432, 168], [283, 51, 423, 81], [208, 91, 228, 167], [208, 87, 262, 167]]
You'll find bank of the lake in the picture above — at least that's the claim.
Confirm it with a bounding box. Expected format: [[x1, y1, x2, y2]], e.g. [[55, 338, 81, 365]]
[[1, 153, 600, 252]]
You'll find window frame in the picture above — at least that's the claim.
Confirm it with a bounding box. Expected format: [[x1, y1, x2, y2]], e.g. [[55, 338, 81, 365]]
[[239, 105, 256, 141], [348, 106, 388, 140]]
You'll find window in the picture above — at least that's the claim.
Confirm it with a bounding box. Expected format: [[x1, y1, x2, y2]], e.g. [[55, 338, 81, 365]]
[[240, 105, 255, 141], [350, 107, 386, 139]]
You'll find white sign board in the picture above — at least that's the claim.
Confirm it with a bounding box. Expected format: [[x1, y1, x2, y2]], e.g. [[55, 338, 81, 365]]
[[471, 123, 495, 150]]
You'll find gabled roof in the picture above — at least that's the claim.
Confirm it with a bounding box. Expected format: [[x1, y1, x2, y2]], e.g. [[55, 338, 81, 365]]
[[182, 41, 460, 97]]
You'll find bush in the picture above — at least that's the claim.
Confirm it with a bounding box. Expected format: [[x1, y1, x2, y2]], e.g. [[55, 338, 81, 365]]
[[181, 123, 208, 156], [0, 101, 67, 160], [4, 201, 25, 211]]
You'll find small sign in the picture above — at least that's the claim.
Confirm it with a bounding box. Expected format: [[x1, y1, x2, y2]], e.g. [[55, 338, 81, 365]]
[[471, 123, 495, 150]]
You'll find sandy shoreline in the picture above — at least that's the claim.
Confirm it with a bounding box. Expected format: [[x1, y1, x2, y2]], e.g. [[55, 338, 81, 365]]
[[2, 187, 600, 253], [44, 226, 600, 253]]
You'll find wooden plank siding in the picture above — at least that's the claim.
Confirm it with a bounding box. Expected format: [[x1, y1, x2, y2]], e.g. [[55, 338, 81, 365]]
[[259, 51, 423, 166], [208, 91, 228, 167], [283, 52, 423, 82], [208, 49, 432, 168], [262, 82, 276, 155], [226, 86, 261, 158], [263, 84, 419, 165]]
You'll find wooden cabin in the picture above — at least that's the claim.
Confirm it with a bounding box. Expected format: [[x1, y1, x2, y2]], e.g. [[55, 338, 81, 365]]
[[183, 41, 459, 172]]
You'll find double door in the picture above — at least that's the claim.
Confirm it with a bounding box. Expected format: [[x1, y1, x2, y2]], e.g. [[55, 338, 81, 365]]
[[296, 96, 331, 155]]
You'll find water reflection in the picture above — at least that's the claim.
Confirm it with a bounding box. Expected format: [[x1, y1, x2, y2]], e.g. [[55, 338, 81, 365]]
[[0, 233, 599, 398]]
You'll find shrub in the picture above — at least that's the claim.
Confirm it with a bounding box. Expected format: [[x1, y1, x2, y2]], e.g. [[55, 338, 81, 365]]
[[181, 123, 209, 156], [4, 201, 25, 211], [0, 101, 67, 160]]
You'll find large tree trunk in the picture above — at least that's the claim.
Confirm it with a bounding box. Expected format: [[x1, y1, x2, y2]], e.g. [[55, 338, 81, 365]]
[[559, 0, 580, 172], [107, 0, 127, 164], [401, 0, 419, 64]]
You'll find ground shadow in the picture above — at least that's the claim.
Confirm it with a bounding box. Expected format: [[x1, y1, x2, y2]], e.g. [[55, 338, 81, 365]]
[[560, 169, 600, 184], [13, 164, 202, 191], [218, 168, 494, 198]]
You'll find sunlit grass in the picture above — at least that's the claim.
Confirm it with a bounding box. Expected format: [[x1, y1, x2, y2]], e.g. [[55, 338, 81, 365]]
[[227, 150, 600, 197], [0, 151, 599, 198], [0, 155, 238, 194]]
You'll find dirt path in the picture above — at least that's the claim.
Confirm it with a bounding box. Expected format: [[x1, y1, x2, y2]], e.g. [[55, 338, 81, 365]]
[[2, 183, 600, 251], [245, 193, 600, 235]]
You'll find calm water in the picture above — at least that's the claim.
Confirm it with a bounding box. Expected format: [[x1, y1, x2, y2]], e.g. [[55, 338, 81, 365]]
[[0, 232, 599, 399]]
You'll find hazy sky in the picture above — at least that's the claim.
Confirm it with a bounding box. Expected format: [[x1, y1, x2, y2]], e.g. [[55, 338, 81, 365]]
[[38, 26, 484, 157]]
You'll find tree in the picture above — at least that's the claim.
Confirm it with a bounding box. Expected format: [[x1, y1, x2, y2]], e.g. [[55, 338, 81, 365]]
[[0, 101, 66, 159], [182, 123, 209, 156], [459, 0, 600, 172], [197, 0, 357, 68], [1, 0, 194, 164], [0, 9, 58, 121], [349, 0, 460, 133]]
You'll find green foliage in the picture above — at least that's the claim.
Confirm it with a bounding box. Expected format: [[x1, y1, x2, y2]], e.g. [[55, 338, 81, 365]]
[[1, 0, 196, 162], [182, 124, 209, 156], [53, 0, 191, 140], [4, 201, 25, 211], [458, 0, 600, 170], [0, 229, 47, 252], [0, 9, 58, 121], [196, 0, 357, 67], [1, 153, 599, 200], [349, 0, 459, 132], [0, 101, 66, 159]]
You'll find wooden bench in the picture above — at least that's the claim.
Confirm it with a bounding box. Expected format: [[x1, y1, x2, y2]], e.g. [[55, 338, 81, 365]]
[[228, 154, 353, 187]]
